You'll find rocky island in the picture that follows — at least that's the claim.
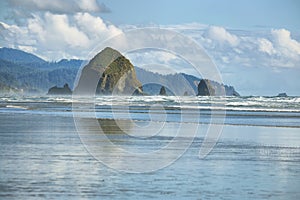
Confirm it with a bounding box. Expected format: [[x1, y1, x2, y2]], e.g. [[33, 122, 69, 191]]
[[277, 93, 288, 97], [74, 47, 143, 95], [47, 84, 72, 95], [159, 86, 167, 96], [34, 47, 240, 97]]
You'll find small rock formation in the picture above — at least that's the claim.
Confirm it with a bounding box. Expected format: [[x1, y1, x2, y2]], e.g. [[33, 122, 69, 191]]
[[159, 86, 167, 95], [47, 83, 72, 95], [183, 91, 189, 96], [197, 79, 216, 96], [277, 93, 288, 97], [197, 79, 240, 96], [74, 47, 143, 95]]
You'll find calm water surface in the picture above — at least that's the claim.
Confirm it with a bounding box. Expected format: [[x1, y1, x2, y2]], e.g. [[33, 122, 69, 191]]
[[0, 96, 300, 199]]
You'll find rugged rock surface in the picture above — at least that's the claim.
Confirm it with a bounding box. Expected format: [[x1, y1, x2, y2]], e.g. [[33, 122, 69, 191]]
[[0, 47, 241, 97], [197, 79, 240, 96], [47, 83, 72, 95], [159, 86, 167, 95], [277, 92, 288, 97], [74, 47, 143, 95], [197, 79, 216, 96]]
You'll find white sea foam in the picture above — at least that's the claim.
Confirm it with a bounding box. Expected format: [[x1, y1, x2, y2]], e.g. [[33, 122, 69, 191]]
[[1, 95, 300, 113], [5, 105, 28, 110], [1, 95, 300, 127]]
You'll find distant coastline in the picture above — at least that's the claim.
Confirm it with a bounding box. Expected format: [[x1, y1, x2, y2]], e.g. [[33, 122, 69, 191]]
[[0, 47, 239, 96], [0, 47, 293, 97]]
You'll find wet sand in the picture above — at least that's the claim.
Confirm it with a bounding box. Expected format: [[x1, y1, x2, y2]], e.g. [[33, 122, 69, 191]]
[[0, 112, 299, 199]]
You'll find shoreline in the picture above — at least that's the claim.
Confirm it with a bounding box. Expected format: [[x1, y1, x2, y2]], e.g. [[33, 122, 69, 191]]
[[1, 110, 300, 129]]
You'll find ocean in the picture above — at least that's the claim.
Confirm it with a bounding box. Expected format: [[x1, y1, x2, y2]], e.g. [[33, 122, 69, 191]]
[[0, 95, 299, 199]]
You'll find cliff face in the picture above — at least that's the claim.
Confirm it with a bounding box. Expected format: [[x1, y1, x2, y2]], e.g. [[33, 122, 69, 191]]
[[197, 79, 240, 96], [75, 47, 143, 95]]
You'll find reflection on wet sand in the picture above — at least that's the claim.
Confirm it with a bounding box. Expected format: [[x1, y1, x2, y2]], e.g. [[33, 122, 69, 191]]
[[98, 118, 133, 135], [1, 113, 300, 199], [74, 117, 197, 173]]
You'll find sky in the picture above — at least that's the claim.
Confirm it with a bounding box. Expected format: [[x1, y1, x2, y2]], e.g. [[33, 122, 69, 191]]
[[99, 0, 300, 30], [0, 0, 300, 96]]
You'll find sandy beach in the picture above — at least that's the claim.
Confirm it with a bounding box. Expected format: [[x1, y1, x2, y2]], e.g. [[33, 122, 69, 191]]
[[0, 109, 299, 199]]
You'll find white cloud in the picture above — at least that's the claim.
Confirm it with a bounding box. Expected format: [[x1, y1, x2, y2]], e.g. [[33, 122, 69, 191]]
[[0, 12, 122, 60], [29, 13, 90, 49], [125, 49, 196, 75], [206, 26, 240, 46], [74, 13, 121, 40], [257, 38, 276, 55], [1, 17, 300, 70], [17, 45, 37, 54], [126, 50, 179, 67], [188, 25, 300, 69], [78, 0, 102, 12], [160, 23, 208, 30], [271, 29, 300, 57], [6, 0, 110, 14], [90, 24, 300, 71]]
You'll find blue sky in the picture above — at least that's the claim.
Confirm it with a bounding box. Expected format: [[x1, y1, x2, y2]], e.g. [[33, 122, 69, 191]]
[[0, 0, 299, 95], [99, 0, 300, 30]]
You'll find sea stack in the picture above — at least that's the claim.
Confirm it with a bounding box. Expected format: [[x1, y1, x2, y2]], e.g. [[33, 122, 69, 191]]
[[47, 83, 72, 95], [159, 86, 167, 95], [277, 93, 288, 97], [74, 47, 143, 95]]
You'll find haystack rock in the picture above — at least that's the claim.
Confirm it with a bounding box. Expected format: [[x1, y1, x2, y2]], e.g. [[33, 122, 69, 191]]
[[74, 47, 143, 95]]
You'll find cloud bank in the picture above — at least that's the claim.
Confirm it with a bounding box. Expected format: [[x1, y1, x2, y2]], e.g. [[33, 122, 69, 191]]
[[6, 0, 110, 15], [123, 24, 300, 72], [0, 12, 121, 60], [121, 24, 300, 95], [1, 12, 300, 71], [199, 26, 300, 69]]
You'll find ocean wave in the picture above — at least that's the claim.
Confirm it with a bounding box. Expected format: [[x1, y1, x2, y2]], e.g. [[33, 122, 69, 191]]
[[1, 95, 300, 113], [5, 105, 28, 110]]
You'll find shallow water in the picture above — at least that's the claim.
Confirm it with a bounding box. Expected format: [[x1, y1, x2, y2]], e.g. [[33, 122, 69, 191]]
[[0, 96, 300, 199]]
